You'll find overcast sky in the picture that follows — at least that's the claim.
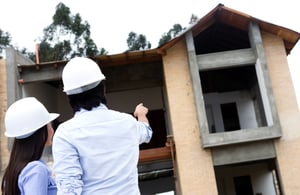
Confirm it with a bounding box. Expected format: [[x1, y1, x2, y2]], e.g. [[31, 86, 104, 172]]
[[1, 0, 299, 106]]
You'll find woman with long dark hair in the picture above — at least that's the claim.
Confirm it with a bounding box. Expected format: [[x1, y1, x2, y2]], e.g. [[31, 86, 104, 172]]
[[1, 97, 59, 195]]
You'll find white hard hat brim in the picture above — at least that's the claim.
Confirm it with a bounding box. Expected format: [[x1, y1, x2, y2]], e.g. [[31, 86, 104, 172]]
[[5, 113, 60, 139], [62, 57, 106, 95], [64, 80, 102, 95]]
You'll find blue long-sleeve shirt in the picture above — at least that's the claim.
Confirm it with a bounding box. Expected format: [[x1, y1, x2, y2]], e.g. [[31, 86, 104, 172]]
[[18, 160, 57, 195], [52, 104, 152, 195]]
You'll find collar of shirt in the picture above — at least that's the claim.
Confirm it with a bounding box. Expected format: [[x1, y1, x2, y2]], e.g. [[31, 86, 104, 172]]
[[75, 104, 108, 116]]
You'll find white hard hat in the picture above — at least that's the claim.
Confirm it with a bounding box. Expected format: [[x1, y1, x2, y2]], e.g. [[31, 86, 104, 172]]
[[62, 57, 106, 95], [4, 97, 59, 139]]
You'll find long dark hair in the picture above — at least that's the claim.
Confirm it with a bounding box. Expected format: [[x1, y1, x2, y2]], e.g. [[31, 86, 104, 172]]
[[68, 80, 107, 114], [1, 125, 48, 195]]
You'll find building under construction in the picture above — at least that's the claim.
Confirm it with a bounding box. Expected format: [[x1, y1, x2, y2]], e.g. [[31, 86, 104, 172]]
[[1, 4, 300, 195]]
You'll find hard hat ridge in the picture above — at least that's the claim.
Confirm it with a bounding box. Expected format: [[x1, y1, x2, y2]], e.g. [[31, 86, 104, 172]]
[[62, 57, 106, 95]]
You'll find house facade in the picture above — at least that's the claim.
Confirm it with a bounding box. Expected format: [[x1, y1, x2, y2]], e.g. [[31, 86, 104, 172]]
[[1, 4, 300, 195]]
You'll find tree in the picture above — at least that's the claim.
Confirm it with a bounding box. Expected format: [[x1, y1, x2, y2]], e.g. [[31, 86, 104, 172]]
[[0, 29, 12, 58], [20, 48, 35, 62], [189, 14, 198, 24], [126, 32, 151, 51], [158, 24, 185, 46], [37, 3, 107, 62]]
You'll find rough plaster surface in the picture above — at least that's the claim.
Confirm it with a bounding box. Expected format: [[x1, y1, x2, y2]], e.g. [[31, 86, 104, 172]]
[[163, 40, 218, 195], [263, 32, 300, 194]]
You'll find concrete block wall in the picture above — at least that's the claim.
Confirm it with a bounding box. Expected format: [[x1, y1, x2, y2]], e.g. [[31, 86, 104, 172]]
[[262, 32, 300, 194], [162, 39, 218, 194]]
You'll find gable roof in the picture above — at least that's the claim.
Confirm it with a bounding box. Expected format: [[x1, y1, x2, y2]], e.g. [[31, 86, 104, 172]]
[[157, 3, 300, 55], [18, 3, 299, 71]]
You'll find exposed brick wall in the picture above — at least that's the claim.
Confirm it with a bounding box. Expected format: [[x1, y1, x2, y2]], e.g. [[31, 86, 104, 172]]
[[0, 59, 9, 174], [162, 39, 218, 194], [263, 32, 300, 194]]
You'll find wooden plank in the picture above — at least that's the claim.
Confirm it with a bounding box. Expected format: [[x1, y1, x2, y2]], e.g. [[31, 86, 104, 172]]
[[139, 146, 172, 163]]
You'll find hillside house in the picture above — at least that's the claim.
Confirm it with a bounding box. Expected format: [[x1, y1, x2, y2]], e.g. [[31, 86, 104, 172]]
[[2, 4, 300, 195]]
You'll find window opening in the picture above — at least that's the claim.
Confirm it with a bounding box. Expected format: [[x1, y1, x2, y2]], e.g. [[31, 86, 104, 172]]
[[194, 22, 250, 55], [200, 65, 267, 134], [214, 159, 281, 195]]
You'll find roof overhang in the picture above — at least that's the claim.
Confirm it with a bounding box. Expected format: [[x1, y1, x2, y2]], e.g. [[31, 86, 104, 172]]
[[158, 4, 300, 55]]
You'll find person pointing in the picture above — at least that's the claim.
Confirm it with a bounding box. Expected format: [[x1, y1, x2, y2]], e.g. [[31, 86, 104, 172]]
[[52, 57, 152, 195]]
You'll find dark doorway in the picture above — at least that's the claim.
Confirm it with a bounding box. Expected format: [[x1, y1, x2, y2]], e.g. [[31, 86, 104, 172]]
[[221, 102, 241, 131], [139, 109, 167, 150], [233, 175, 254, 195]]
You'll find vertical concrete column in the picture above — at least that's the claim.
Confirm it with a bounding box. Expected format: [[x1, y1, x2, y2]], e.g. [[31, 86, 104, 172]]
[[1, 48, 27, 173], [5, 48, 23, 106], [162, 39, 218, 194], [262, 32, 300, 194], [249, 22, 280, 127]]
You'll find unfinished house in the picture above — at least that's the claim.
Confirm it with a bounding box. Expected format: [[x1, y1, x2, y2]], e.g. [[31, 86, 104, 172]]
[[2, 4, 300, 195]]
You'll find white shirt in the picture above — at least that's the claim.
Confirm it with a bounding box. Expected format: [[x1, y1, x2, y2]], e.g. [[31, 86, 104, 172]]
[[52, 104, 152, 195]]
